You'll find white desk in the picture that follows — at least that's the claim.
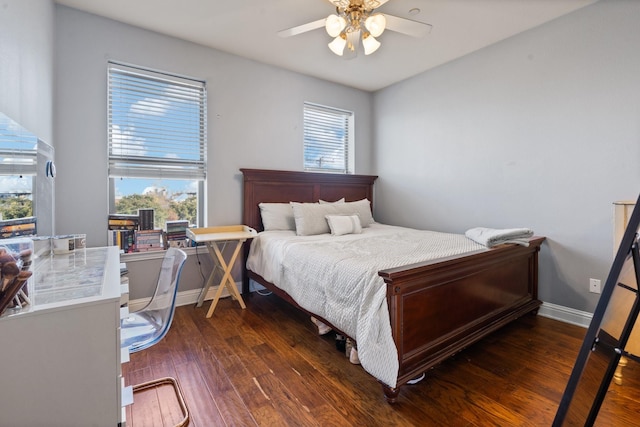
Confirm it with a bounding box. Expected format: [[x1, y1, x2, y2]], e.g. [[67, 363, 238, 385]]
[[0, 246, 127, 427], [187, 225, 257, 318]]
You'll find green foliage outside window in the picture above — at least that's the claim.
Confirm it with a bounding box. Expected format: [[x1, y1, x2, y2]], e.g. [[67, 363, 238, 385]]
[[0, 196, 33, 220], [169, 196, 197, 226], [115, 192, 197, 229]]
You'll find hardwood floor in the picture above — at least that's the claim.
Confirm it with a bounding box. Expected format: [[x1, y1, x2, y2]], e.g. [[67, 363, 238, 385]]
[[123, 294, 640, 426]]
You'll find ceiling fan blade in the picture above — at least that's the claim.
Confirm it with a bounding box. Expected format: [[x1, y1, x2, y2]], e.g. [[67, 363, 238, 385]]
[[326, 0, 348, 8], [278, 18, 326, 38], [327, 0, 391, 9], [383, 14, 432, 38]]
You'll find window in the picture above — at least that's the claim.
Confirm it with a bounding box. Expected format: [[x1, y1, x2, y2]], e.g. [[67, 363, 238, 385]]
[[0, 112, 37, 221], [303, 103, 354, 173], [108, 62, 207, 229]]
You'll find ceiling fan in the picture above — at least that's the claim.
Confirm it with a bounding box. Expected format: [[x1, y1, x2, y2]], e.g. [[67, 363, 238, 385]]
[[278, 0, 432, 58]]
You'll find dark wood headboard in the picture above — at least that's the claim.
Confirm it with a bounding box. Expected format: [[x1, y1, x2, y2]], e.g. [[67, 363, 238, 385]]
[[240, 169, 378, 232]]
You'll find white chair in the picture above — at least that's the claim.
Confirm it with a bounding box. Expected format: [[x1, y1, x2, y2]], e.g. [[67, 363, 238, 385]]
[[121, 247, 190, 427]]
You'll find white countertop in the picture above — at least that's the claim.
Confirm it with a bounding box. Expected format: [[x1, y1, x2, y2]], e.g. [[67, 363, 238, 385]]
[[0, 246, 121, 319]]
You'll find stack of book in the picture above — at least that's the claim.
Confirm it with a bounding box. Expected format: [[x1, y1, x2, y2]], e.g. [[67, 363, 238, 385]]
[[108, 214, 139, 231], [107, 214, 139, 253], [0, 217, 37, 238], [108, 229, 136, 253], [135, 229, 165, 252], [138, 209, 155, 231], [165, 220, 189, 248]]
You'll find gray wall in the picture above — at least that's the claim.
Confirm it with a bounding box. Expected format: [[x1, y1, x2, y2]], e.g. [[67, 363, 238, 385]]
[[53, 5, 373, 298], [54, 5, 373, 248], [0, 0, 54, 144], [372, 0, 640, 313]]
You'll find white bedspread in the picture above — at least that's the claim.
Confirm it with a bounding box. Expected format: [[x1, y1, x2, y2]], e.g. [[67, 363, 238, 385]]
[[246, 223, 486, 388]]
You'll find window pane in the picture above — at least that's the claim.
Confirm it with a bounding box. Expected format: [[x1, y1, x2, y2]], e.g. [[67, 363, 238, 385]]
[[0, 175, 33, 220], [108, 64, 206, 180], [113, 178, 199, 228], [108, 70, 205, 163], [107, 63, 207, 232], [0, 113, 37, 209], [303, 103, 352, 173]]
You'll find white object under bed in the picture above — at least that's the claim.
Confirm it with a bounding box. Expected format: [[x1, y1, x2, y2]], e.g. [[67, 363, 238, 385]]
[[246, 223, 487, 388]]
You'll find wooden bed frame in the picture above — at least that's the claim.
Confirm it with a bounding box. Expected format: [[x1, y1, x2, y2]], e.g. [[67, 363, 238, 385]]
[[240, 168, 544, 402]]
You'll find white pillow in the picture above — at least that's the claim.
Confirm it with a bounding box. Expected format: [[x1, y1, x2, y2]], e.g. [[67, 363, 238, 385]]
[[290, 202, 336, 235], [340, 199, 375, 227], [258, 203, 295, 231], [326, 214, 362, 236], [319, 198, 345, 204], [290, 199, 375, 236]]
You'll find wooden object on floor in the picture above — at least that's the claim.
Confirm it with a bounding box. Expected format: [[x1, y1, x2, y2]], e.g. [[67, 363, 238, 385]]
[[240, 168, 544, 401], [133, 377, 189, 427], [187, 225, 257, 317], [613, 200, 636, 256], [611, 200, 638, 387], [123, 296, 640, 427]]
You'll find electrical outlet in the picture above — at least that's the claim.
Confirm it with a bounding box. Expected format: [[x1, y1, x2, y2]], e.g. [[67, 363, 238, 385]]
[[589, 278, 601, 294]]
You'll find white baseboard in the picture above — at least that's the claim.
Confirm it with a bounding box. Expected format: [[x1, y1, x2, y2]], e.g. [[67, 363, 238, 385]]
[[538, 301, 592, 328], [130, 290, 594, 330], [128, 283, 234, 312]]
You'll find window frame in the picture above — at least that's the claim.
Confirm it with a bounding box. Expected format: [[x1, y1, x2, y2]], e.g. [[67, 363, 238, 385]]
[[303, 102, 354, 174], [107, 61, 207, 228]]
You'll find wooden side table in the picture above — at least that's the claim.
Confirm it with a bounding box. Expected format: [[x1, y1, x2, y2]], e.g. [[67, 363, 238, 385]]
[[186, 225, 257, 318]]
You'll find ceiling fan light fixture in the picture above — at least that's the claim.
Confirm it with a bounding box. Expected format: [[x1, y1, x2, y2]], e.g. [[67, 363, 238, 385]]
[[362, 33, 381, 55], [345, 28, 361, 52], [328, 35, 347, 56], [279, 0, 432, 60], [325, 14, 347, 38], [364, 13, 386, 37]]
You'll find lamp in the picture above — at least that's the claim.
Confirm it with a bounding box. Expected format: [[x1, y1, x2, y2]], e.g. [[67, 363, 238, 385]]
[[325, 2, 386, 57], [328, 35, 347, 56], [365, 13, 386, 37], [326, 14, 347, 38], [362, 33, 381, 55]]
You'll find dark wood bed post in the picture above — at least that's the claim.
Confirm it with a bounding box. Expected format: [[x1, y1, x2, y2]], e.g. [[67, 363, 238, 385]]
[[381, 385, 401, 403]]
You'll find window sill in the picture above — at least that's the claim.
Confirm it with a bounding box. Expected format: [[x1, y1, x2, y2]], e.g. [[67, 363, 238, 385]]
[[119, 246, 203, 262]]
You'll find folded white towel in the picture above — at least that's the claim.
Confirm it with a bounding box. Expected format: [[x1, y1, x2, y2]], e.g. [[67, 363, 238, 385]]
[[465, 227, 534, 248]]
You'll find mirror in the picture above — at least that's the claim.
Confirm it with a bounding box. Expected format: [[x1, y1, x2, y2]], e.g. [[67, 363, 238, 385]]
[[0, 112, 55, 237], [554, 193, 640, 426]]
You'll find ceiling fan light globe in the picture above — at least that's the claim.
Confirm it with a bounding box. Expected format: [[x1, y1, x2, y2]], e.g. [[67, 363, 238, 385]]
[[362, 34, 381, 55], [365, 13, 386, 37], [328, 36, 346, 56], [325, 14, 347, 38]]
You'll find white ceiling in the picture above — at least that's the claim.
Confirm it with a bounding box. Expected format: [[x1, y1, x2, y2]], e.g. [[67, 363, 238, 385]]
[[54, 0, 598, 92]]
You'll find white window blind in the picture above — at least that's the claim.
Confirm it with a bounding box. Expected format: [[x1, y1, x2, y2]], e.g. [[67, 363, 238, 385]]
[[303, 103, 353, 173], [108, 63, 206, 180], [0, 113, 37, 176]]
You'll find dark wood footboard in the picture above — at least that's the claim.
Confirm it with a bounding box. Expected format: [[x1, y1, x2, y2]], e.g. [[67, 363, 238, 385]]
[[378, 236, 544, 402]]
